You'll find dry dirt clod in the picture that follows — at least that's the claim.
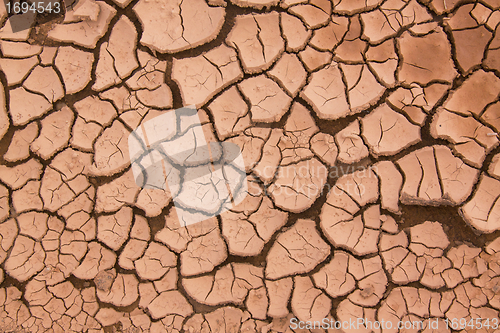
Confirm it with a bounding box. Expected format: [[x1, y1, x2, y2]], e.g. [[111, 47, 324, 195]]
[[361, 103, 421, 157], [48, 1, 117, 48], [172, 44, 243, 107], [397, 145, 479, 206], [227, 12, 284, 74], [238, 74, 292, 123], [0, 56, 38, 86], [31, 107, 74, 160], [398, 28, 457, 85], [301, 61, 350, 120], [461, 173, 500, 233], [335, 119, 369, 164], [9, 87, 52, 126], [265, 219, 330, 279], [134, 0, 224, 53], [268, 158, 328, 212]]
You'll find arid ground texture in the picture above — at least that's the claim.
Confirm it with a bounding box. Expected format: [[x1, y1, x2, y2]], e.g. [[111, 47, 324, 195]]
[[0, 0, 500, 332]]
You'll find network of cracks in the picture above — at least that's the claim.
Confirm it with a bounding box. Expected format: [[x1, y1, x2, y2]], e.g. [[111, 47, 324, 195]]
[[0, 0, 500, 331]]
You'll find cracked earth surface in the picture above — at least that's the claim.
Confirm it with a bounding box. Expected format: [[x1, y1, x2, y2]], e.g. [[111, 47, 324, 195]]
[[0, 0, 500, 332]]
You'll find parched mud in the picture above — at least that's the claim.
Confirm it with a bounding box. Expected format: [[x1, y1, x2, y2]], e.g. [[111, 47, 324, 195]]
[[0, 0, 500, 332]]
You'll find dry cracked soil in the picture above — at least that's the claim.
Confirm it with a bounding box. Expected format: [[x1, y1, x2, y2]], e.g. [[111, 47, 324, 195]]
[[0, 0, 500, 332]]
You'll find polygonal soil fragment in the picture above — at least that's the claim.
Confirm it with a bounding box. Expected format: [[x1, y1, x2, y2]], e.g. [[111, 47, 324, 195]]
[[335, 119, 369, 164], [347, 255, 387, 307], [0, 56, 38, 86], [361, 103, 421, 157], [0, 159, 43, 190], [227, 12, 284, 73], [221, 195, 288, 256], [280, 12, 311, 52], [387, 83, 450, 126], [398, 29, 457, 84], [366, 40, 398, 87], [265, 278, 292, 318], [268, 158, 327, 212], [461, 174, 500, 233], [490, 153, 500, 179], [208, 86, 250, 140], [105, 16, 138, 79], [4, 122, 38, 162], [320, 170, 380, 255], [310, 132, 338, 166], [17, 212, 48, 241], [172, 45, 243, 107], [135, 188, 172, 218], [134, 242, 176, 280], [0, 186, 9, 224], [291, 276, 331, 322], [265, 219, 330, 279], [301, 61, 350, 120], [97, 273, 138, 307], [89, 120, 131, 176], [93, 16, 138, 91], [30, 107, 74, 160], [55, 47, 94, 95], [267, 53, 307, 97], [0, 41, 42, 58], [39, 148, 92, 212], [0, 218, 18, 264], [97, 206, 133, 251], [23, 66, 64, 103], [134, 0, 224, 53], [373, 160, 403, 213], [73, 242, 116, 280], [4, 236, 45, 282], [288, 0, 331, 29], [147, 290, 193, 319], [485, 27, 500, 71], [72, 96, 117, 152], [309, 17, 348, 51], [119, 219, 149, 270], [9, 87, 52, 126], [430, 108, 498, 167], [397, 145, 479, 206], [180, 224, 227, 276], [12, 181, 43, 213], [313, 251, 356, 298], [482, 102, 500, 133], [442, 70, 500, 117], [334, 17, 366, 62], [299, 46, 332, 72], [48, 1, 116, 48], [410, 221, 450, 254], [445, 4, 492, 73], [238, 75, 292, 123], [276, 101, 318, 165], [340, 64, 386, 113]]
